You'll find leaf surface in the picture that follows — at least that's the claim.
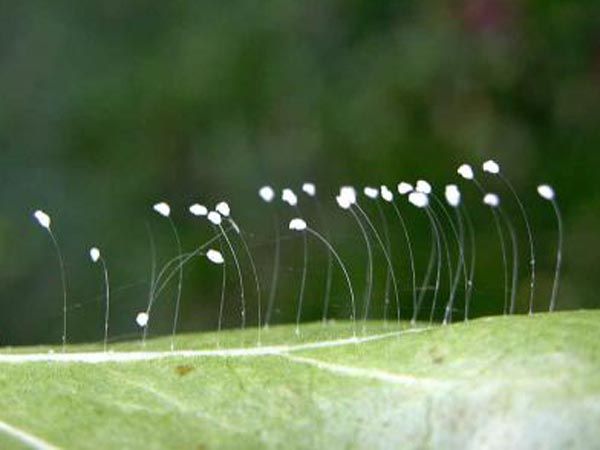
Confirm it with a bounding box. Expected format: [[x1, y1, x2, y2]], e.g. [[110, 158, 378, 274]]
[[0, 311, 598, 450]]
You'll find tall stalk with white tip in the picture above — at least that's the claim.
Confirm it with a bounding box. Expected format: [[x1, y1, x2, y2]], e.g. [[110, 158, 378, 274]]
[[152, 202, 183, 351], [407, 192, 442, 325], [89, 247, 110, 352], [208, 210, 246, 330], [336, 187, 374, 331], [302, 183, 335, 325], [289, 218, 356, 337], [364, 186, 394, 325], [259, 186, 281, 328], [483, 160, 537, 315], [217, 201, 262, 345], [353, 199, 400, 328], [416, 181, 457, 324], [441, 185, 468, 325], [458, 164, 512, 316], [537, 184, 563, 313], [190, 202, 228, 336], [390, 184, 418, 326], [282, 188, 309, 336], [33, 210, 68, 352]]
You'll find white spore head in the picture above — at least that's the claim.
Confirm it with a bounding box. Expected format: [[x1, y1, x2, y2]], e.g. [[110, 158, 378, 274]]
[[457, 164, 474, 180], [259, 186, 275, 203], [336, 194, 351, 210], [408, 192, 429, 208], [215, 201, 231, 217], [339, 186, 357, 205], [363, 186, 379, 199], [136, 312, 149, 327], [33, 210, 51, 229], [483, 193, 500, 207], [482, 159, 501, 174], [380, 185, 394, 202], [189, 203, 208, 217], [537, 184, 555, 200], [289, 218, 308, 231], [302, 183, 316, 197], [397, 182, 413, 195], [416, 180, 432, 195], [282, 188, 298, 206], [444, 184, 461, 208], [153, 202, 171, 218], [89, 247, 101, 263], [206, 249, 225, 265], [207, 211, 222, 225]]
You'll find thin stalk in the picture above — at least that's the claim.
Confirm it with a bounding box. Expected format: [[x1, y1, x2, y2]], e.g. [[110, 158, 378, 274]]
[[305, 227, 356, 337], [354, 204, 401, 327], [498, 206, 519, 315], [168, 217, 183, 352], [213, 225, 227, 335], [427, 207, 453, 324], [424, 209, 442, 326], [100, 257, 110, 352], [218, 224, 246, 330], [375, 200, 393, 325], [315, 200, 334, 325], [264, 213, 281, 328], [151, 232, 226, 305], [473, 179, 509, 316], [499, 174, 536, 315], [549, 199, 563, 312], [460, 204, 476, 322], [230, 218, 262, 345], [48, 229, 67, 352], [415, 225, 437, 324], [142, 223, 157, 346], [390, 202, 418, 326], [431, 195, 467, 325], [294, 206, 309, 337], [348, 208, 373, 332]]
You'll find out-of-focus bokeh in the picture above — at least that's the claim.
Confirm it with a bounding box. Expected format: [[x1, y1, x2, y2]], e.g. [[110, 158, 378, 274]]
[[1, 1, 599, 345]]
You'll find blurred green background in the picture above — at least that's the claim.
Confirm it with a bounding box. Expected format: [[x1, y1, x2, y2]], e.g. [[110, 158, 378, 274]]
[[0, 1, 599, 346]]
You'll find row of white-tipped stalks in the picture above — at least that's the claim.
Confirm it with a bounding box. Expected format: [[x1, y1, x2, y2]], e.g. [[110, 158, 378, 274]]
[[31, 159, 562, 352]]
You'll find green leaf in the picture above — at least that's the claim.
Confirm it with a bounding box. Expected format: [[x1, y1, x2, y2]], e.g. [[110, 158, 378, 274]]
[[0, 311, 598, 449]]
